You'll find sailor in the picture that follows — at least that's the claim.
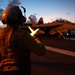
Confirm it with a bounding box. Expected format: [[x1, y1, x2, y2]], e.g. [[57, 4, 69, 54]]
[[0, 6, 46, 75]]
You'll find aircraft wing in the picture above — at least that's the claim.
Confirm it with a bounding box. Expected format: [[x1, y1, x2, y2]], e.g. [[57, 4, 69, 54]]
[[52, 23, 75, 31], [31, 24, 62, 28], [29, 17, 62, 28]]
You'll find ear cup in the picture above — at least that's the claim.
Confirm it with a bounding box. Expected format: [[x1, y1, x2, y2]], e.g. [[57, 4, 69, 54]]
[[21, 16, 26, 23]]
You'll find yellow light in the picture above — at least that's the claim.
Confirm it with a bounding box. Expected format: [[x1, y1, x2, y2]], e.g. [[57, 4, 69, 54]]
[[30, 28, 39, 36], [28, 26, 39, 36]]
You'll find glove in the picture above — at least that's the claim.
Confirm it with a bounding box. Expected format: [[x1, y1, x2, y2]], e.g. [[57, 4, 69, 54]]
[[35, 38, 41, 43]]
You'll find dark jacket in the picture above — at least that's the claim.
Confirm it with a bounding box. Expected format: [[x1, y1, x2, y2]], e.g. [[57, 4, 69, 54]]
[[0, 26, 46, 72]]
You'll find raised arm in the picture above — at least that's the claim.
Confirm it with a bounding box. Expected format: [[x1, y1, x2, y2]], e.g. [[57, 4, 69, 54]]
[[23, 31, 46, 56]]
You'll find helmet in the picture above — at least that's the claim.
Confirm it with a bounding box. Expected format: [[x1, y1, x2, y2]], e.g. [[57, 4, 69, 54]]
[[1, 6, 26, 25]]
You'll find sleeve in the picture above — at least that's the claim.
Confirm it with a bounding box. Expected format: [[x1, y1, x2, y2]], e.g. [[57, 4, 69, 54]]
[[22, 31, 46, 56]]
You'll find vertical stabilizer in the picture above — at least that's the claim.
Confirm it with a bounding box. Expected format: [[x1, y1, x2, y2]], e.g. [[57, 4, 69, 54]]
[[29, 17, 36, 26], [38, 17, 44, 24]]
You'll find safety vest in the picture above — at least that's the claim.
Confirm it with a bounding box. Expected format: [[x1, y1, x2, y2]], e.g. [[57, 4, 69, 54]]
[[0, 27, 31, 71]]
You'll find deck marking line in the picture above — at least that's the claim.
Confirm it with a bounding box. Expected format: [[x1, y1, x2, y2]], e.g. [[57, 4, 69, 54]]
[[45, 46, 75, 57]]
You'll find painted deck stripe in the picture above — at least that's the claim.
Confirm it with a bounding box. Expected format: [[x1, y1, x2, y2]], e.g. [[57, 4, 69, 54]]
[[45, 46, 75, 57]]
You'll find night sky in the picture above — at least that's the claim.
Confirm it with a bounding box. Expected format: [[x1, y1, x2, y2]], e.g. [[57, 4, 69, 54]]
[[0, 0, 75, 26]]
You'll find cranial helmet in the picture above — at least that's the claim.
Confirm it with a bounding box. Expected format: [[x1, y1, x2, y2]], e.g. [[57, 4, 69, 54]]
[[1, 6, 26, 25]]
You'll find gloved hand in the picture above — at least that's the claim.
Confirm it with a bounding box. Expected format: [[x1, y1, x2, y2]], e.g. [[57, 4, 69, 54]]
[[35, 38, 41, 43]]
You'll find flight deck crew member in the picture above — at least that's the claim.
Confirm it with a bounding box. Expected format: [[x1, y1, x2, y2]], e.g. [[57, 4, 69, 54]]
[[0, 6, 46, 75]]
